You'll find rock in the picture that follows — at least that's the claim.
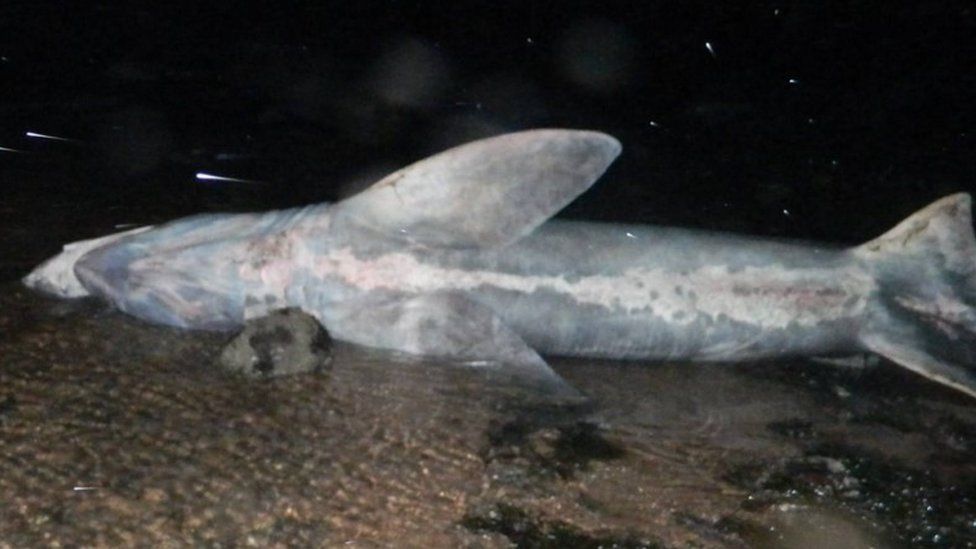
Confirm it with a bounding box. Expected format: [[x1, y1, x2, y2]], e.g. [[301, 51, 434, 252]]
[[218, 309, 333, 379]]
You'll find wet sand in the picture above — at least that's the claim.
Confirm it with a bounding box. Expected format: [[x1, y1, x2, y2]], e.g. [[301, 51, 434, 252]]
[[2, 282, 975, 547]]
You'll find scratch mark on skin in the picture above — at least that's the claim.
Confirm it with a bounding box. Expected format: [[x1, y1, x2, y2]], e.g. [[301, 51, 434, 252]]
[[376, 172, 407, 204]]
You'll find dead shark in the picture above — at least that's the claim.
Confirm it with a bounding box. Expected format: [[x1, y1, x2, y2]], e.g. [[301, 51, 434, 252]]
[[23, 129, 976, 400]]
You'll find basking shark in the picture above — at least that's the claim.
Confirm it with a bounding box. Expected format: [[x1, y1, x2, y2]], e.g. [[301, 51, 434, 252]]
[[23, 129, 976, 400]]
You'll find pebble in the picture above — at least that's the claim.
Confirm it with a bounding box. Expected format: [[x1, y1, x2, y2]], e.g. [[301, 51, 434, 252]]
[[218, 308, 333, 379]]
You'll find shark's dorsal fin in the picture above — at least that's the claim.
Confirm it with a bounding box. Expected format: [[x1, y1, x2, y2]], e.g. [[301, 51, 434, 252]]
[[332, 129, 621, 249]]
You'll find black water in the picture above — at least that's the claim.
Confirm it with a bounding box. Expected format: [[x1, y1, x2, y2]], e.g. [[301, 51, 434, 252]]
[[2, 2, 973, 280]]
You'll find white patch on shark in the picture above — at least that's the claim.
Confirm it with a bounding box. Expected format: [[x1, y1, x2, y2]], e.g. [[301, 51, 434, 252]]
[[314, 247, 874, 329]]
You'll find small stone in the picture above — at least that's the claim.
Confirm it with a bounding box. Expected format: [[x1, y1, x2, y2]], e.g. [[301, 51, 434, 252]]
[[218, 309, 333, 379]]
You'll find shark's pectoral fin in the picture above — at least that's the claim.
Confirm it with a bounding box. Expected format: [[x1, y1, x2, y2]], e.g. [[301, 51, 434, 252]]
[[330, 292, 583, 401], [332, 129, 620, 249]]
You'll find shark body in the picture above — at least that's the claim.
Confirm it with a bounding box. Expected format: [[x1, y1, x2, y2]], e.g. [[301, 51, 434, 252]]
[[24, 130, 976, 399]]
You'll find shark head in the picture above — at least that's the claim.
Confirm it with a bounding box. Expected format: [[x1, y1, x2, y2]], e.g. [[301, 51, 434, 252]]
[[23, 226, 152, 298]]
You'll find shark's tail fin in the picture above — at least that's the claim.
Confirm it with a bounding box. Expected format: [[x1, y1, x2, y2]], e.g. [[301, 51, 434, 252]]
[[854, 193, 976, 399]]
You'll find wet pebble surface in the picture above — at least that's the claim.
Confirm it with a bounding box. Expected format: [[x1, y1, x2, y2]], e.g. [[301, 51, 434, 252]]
[[2, 283, 976, 547]]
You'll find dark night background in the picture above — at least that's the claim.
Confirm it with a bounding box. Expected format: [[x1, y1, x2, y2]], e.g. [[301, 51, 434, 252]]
[[1, 1, 974, 281]]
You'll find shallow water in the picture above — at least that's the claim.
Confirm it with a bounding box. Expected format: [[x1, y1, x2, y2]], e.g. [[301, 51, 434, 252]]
[[3, 283, 975, 547]]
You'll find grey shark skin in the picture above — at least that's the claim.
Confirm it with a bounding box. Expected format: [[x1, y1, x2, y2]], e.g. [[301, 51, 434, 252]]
[[23, 129, 976, 400]]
